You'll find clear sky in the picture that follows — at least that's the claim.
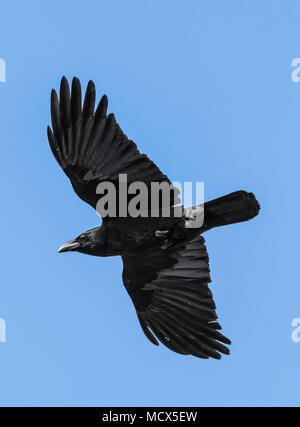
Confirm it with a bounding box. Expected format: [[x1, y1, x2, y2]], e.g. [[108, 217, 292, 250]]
[[0, 0, 299, 407]]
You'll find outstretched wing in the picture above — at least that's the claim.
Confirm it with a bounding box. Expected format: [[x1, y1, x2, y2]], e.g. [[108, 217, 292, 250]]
[[47, 77, 173, 211], [122, 235, 231, 359]]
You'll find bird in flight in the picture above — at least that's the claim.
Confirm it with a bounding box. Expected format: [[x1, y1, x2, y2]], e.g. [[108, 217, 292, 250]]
[[47, 77, 260, 359]]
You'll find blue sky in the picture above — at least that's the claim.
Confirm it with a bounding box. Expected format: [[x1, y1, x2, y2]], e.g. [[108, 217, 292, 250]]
[[0, 0, 300, 406]]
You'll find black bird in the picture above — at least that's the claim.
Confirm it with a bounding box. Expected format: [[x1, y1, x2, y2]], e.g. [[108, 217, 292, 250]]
[[47, 77, 260, 359]]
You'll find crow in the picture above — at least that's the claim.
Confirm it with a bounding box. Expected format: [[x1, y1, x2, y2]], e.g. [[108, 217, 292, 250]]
[[47, 77, 260, 359]]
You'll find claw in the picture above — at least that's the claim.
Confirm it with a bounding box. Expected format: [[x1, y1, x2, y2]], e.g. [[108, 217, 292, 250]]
[[161, 239, 173, 250]]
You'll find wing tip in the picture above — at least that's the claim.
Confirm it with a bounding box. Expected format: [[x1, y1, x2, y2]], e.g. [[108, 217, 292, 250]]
[[60, 76, 70, 96], [71, 76, 82, 92], [60, 75, 68, 86], [47, 125, 53, 137], [51, 88, 58, 102], [87, 79, 95, 90], [137, 313, 159, 347]]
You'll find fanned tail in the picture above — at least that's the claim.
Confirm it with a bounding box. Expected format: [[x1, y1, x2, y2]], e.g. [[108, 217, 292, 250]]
[[200, 190, 260, 232]]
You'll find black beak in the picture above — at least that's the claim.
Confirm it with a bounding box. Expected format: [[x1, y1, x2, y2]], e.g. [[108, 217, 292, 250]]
[[57, 239, 80, 253]]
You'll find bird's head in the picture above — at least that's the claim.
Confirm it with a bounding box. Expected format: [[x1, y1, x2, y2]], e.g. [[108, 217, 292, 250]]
[[57, 226, 108, 256]]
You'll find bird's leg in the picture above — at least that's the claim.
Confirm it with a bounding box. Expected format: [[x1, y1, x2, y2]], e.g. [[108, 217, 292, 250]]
[[155, 230, 173, 250], [155, 230, 169, 238]]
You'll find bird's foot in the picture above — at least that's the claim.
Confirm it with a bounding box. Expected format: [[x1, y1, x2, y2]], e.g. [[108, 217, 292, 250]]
[[155, 230, 169, 238], [160, 239, 173, 250]]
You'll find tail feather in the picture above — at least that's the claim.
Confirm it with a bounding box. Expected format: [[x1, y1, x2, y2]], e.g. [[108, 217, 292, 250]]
[[201, 191, 260, 232]]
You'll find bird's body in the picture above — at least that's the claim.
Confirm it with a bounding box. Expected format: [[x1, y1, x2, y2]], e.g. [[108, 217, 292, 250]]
[[105, 215, 186, 255], [48, 77, 260, 359]]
